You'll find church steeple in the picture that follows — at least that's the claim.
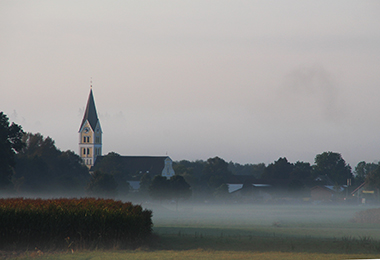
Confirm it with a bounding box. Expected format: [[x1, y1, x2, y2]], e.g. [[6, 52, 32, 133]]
[[79, 88, 99, 132], [79, 87, 102, 169]]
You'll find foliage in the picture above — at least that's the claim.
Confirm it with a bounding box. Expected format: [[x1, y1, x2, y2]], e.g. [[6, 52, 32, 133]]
[[170, 175, 192, 201], [90, 152, 132, 196], [355, 161, 379, 183], [173, 160, 205, 180], [365, 165, 380, 191], [149, 175, 192, 202], [313, 151, 352, 185], [290, 161, 313, 181], [139, 172, 152, 196], [0, 198, 152, 250], [0, 112, 25, 190], [262, 157, 294, 180], [14, 133, 89, 195], [86, 171, 118, 198], [149, 176, 171, 201], [202, 157, 232, 190], [228, 162, 265, 178]]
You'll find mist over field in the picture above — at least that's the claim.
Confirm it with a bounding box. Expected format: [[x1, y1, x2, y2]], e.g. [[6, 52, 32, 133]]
[[142, 202, 380, 240]]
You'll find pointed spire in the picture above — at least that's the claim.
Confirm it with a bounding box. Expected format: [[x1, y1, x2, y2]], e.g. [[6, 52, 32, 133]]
[[79, 88, 99, 131]]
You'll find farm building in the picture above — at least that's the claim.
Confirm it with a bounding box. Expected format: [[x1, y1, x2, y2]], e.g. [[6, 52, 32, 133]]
[[227, 175, 272, 201], [351, 182, 378, 204], [310, 185, 347, 202]]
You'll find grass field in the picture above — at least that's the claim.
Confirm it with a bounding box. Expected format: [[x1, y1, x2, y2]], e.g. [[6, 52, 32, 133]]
[[4, 202, 380, 259]]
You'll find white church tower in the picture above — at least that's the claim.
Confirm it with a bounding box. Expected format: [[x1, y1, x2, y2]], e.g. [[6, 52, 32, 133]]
[[79, 87, 102, 168]]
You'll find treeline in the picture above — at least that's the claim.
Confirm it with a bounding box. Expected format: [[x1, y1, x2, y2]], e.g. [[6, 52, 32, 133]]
[[13, 133, 90, 195], [171, 154, 380, 201], [0, 112, 89, 196], [2, 111, 380, 201]]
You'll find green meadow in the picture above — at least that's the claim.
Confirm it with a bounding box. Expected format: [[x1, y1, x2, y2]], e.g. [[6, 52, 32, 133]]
[[4, 203, 380, 259]]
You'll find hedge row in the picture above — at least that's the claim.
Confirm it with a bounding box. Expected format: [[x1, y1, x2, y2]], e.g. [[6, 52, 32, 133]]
[[352, 208, 380, 224], [0, 198, 152, 249]]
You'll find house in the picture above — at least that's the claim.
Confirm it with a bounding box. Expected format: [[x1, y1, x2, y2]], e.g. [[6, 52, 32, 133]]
[[351, 182, 377, 204], [227, 175, 272, 201], [309, 175, 350, 202], [310, 186, 335, 201]]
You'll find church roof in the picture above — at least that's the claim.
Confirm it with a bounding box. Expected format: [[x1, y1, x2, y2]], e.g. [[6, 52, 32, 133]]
[[93, 155, 170, 176], [79, 88, 99, 131]]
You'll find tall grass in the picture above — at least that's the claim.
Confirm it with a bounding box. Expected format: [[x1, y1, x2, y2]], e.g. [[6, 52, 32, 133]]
[[0, 198, 152, 250]]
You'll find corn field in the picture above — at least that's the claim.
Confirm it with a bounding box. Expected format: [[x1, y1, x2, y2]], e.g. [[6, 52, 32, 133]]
[[0, 198, 152, 250]]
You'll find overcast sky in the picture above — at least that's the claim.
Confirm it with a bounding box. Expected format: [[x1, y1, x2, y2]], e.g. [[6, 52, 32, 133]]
[[1, 1, 380, 167]]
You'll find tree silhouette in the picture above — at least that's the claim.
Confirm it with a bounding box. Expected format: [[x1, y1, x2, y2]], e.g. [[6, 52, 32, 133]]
[[0, 112, 24, 190], [86, 170, 118, 198]]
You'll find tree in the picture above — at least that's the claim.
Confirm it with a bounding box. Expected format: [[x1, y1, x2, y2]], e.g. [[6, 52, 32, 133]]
[[0, 112, 24, 190], [139, 172, 152, 198], [313, 152, 352, 185], [148, 174, 192, 204], [365, 165, 380, 200], [202, 157, 232, 190], [170, 175, 192, 201], [14, 133, 90, 195], [262, 157, 293, 180], [86, 170, 118, 198], [290, 161, 313, 181], [173, 160, 204, 198], [149, 175, 171, 202], [354, 161, 378, 184], [228, 162, 265, 179]]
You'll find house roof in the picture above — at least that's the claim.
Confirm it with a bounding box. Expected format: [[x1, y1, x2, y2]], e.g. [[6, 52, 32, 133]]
[[94, 155, 170, 176], [79, 88, 99, 131], [227, 184, 243, 193], [314, 175, 335, 186], [311, 185, 334, 193], [128, 181, 141, 190], [351, 182, 367, 195]]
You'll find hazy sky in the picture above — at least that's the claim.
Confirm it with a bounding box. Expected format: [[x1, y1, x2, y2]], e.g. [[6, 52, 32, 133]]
[[1, 1, 380, 167]]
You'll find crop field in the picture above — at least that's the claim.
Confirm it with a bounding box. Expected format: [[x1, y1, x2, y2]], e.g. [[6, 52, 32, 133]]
[[3, 202, 380, 259]]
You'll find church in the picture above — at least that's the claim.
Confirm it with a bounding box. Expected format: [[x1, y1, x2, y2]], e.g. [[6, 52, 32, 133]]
[[79, 87, 175, 180]]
